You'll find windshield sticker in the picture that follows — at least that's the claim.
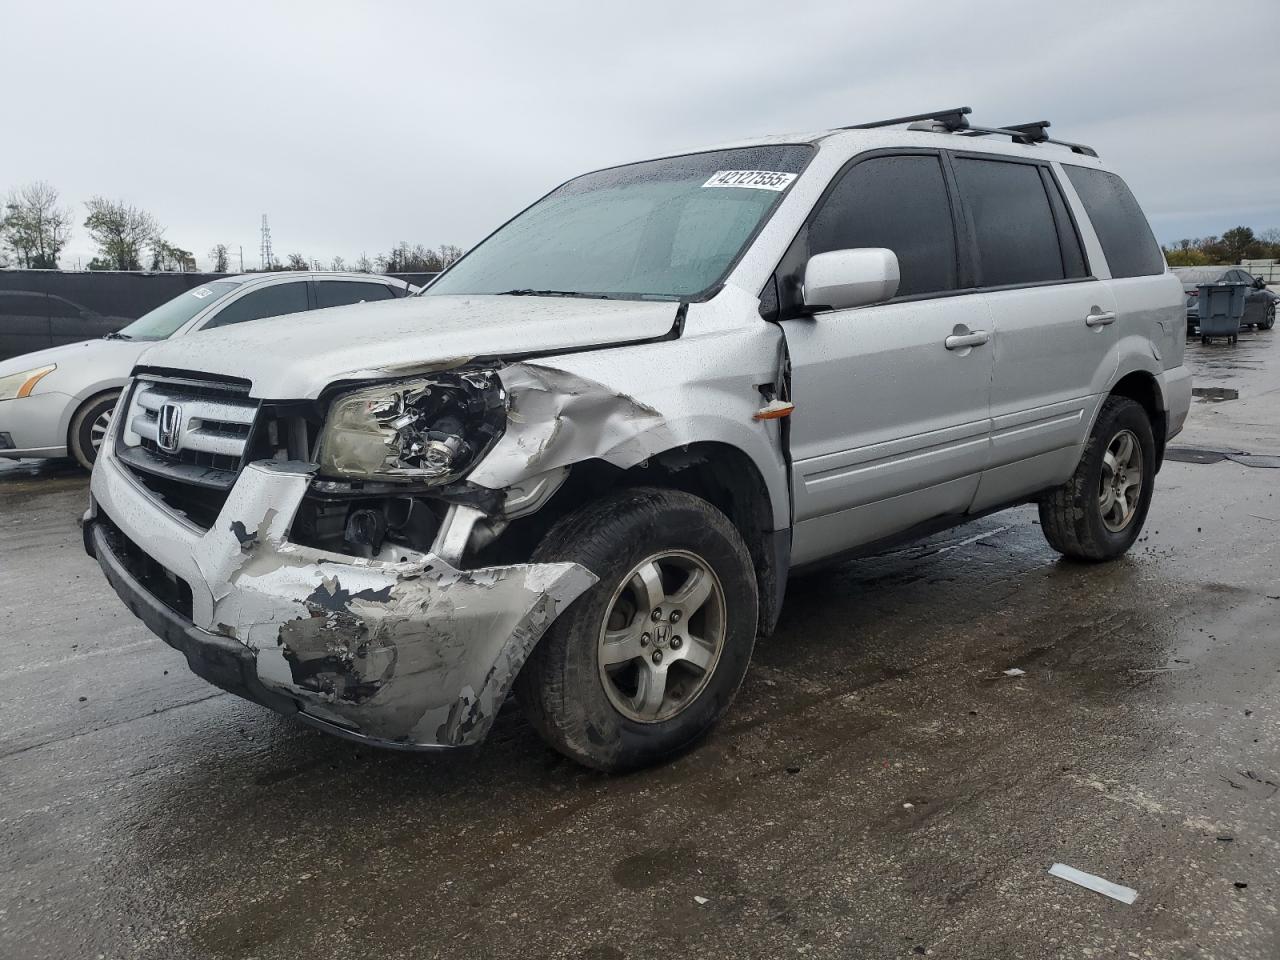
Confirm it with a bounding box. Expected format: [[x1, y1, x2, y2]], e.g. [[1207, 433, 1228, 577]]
[[190, 287, 214, 299], [702, 170, 797, 191]]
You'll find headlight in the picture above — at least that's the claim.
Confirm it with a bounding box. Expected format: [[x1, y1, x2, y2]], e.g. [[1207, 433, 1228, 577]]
[[317, 370, 507, 482], [0, 364, 56, 402]]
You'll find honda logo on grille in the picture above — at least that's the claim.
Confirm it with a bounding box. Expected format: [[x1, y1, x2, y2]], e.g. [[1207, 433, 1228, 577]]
[[157, 403, 183, 453]]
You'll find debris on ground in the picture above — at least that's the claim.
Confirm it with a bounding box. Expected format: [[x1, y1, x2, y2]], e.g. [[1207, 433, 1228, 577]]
[[1048, 863, 1138, 904], [693, 896, 709, 905], [1002, 668, 1026, 677], [1191, 386, 1239, 401], [1164, 445, 1280, 468]]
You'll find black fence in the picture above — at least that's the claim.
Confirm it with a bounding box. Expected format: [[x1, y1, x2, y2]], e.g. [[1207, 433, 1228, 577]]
[[0, 270, 438, 362]]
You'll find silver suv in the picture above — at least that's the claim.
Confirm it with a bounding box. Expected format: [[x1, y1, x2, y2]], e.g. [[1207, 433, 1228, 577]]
[[84, 108, 1191, 771]]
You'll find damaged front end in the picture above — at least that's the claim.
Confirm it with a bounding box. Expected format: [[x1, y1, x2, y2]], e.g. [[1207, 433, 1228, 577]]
[[84, 356, 696, 749]]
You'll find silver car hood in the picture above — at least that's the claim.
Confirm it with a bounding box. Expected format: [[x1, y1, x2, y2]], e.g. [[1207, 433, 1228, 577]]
[[135, 294, 681, 398], [0, 337, 149, 384]]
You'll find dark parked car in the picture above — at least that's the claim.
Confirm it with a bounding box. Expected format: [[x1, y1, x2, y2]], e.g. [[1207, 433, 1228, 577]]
[[1172, 266, 1277, 334]]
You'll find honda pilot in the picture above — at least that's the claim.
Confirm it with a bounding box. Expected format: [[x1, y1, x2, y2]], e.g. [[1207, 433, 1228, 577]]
[[84, 107, 1191, 771]]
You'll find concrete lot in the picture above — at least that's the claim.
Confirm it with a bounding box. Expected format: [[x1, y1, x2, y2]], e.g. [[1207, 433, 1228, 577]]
[[2, 334, 1278, 960]]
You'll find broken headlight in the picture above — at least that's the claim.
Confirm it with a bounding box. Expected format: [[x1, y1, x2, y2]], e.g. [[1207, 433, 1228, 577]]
[[317, 370, 507, 483]]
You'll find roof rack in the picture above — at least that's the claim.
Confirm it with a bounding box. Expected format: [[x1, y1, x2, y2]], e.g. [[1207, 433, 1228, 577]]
[[961, 119, 1098, 157], [842, 106, 971, 132], [839, 107, 1098, 157]]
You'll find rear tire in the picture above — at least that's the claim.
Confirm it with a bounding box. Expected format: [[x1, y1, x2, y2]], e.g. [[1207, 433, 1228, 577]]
[[516, 487, 758, 772], [68, 392, 119, 470], [1038, 396, 1156, 562]]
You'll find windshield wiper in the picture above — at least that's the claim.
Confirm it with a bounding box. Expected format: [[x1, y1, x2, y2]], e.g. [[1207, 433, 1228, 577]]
[[496, 289, 614, 300], [104, 331, 133, 340]]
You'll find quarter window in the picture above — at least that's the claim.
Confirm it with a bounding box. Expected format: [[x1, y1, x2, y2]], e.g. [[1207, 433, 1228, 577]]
[[809, 155, 958, 298], [203, 282, 309, 329], [1063, 166, 1164, 279], [315, 281, 396, 309], [953, 158, 1067, 287]]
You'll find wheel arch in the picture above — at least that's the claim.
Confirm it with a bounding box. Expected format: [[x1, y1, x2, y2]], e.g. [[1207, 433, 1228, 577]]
[[1106, 370, 1168, 468], [484, 441, 789, 637], [66, 387, 123, 460]]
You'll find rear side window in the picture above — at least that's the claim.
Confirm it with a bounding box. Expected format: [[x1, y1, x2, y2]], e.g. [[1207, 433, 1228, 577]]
[[953, 158, 1068, 287], [203, 281, 309, 329], [315, 281, 396, 309], [1063, 167, 1164, 278], [809, 154, 957, 297]]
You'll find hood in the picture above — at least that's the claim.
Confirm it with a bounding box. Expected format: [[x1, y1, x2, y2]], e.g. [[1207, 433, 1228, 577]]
[[0, 337, 148, 382], [135, 294, 682, 398]]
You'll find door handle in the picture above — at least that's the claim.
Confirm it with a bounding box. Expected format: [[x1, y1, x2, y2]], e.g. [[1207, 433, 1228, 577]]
[[1085, 310, 1116, 327], [944, 330, 990, 350]]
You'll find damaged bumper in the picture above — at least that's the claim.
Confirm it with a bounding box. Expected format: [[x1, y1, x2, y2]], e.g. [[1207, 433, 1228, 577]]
[[86, 454, 597, 748]]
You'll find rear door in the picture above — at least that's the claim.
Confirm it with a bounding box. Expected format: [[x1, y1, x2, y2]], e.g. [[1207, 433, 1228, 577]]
[[949, 154, 1118, 511], [781, 151, 995, 565]]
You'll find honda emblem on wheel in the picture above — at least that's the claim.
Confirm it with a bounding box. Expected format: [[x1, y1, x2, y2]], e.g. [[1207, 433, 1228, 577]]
[[157, 403, 183, 453]]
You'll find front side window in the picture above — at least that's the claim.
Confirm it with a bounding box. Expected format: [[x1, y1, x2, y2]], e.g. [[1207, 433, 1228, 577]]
[[808, 154, 958, 298], [953, 158, 1067, 287], [1063, 166, 1164, 279], [426, 145, 812, 301], [315, 281, 396, 309], [115, 280, 243, 340], [202, 281, 309, 330]]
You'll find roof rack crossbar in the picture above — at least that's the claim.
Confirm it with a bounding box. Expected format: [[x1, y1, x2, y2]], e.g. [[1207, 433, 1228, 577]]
[[843, 106, 971, 131], [959, 119, 1098, 157]]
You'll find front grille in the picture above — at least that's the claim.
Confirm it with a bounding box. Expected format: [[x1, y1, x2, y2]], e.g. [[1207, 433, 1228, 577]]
[[115, 374, 260, 528], [98, 511, 193, 620]]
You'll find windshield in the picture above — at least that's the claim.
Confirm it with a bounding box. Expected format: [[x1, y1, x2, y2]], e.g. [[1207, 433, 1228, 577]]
[[426, 145, 813, 301], [115, 280, 243, 340]]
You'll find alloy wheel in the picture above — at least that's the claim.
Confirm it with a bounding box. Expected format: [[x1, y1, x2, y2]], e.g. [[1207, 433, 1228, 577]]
[[597, 550, 726, 723], [1099, 429, 1143, 533]]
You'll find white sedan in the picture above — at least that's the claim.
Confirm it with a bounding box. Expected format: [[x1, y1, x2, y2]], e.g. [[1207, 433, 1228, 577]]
[[0, 272, 411, 467]]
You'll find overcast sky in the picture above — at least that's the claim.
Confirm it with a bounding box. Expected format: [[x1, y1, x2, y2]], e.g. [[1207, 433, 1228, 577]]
[[3, 0, 1277, 270]]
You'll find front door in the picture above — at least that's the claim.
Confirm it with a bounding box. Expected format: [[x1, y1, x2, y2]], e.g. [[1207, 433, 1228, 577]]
[[781, 152, 994, 566]]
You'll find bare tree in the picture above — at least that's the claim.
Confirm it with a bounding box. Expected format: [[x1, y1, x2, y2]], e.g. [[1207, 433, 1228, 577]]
[[210, 243, 230, 273], [437, 244, 463, 268], [354, 253, 373, 273], [329, 255, 346, 271], [84, 197, 160, 270], [1, 181, 73, 268], [286, 252, 309, 270]]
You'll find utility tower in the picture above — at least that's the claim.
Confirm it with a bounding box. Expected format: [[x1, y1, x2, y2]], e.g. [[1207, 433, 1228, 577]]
[[259, 215, 274, 270]]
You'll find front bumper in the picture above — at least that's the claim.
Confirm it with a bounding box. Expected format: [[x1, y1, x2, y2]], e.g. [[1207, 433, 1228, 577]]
[[0, 391, 72, 459], [86, 451, 597, 748]]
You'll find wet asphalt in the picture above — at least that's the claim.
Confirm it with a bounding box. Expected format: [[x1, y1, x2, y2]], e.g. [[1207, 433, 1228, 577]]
[[2, 332, 1278, 960]]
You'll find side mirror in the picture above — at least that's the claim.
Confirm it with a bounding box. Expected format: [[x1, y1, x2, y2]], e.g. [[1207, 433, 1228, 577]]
[[1254, 276, 1266, 290], [803, 248, 900, 311]]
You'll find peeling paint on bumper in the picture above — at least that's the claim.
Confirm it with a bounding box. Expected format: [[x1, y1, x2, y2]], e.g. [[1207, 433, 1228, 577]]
[[88, 454, 597, 748]]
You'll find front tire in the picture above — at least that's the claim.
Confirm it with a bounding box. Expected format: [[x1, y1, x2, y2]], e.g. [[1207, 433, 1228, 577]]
[[516, 487, 758, 772], [68, 392, 119, 470], [1038, 396, 1156, 562]]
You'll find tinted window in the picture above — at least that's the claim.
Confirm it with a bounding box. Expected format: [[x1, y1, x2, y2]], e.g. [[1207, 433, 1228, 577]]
[[315, 281, 396, 309], [203, 282, 309, 329], [810, 155, 957, 297], [1044, 171, 1088, 279], [1063, 166, 1164, 279], [954, 158, 1065, 286], [0, 293, 48, 315]]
